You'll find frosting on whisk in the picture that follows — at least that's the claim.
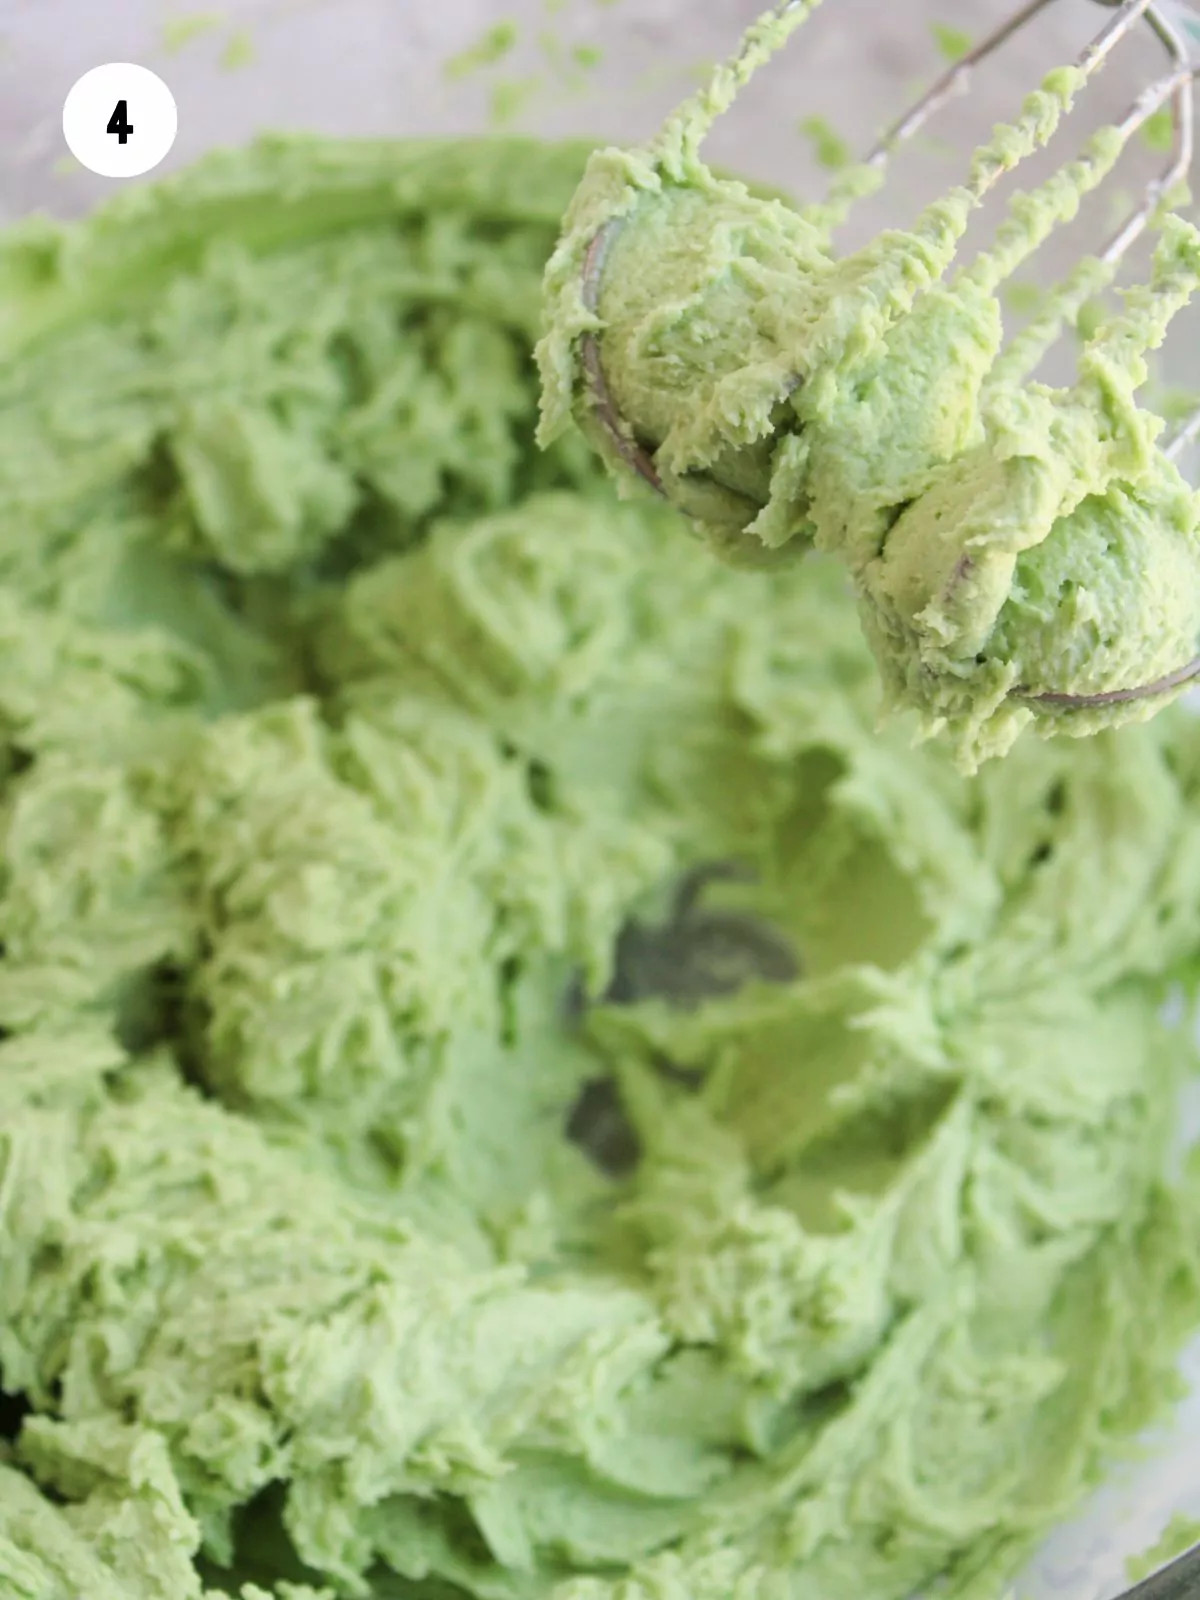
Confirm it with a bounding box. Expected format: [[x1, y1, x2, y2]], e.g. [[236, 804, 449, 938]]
[[536, 0, 1200, 770]]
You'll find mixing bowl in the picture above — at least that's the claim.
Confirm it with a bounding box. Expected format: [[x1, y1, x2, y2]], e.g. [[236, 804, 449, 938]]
[[1, 3, 1198, 1597]]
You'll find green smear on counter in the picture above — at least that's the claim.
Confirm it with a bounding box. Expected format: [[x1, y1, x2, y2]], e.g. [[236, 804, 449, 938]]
[[538, 0, 1200, 770], [798, 114, 852, 171], [490, 75, 546, 128], [931, 22, 973, 62], [450, 16, 602, 128], [220, 29, 256, 72], [2, 128, 1200, 1600], [445, 21, 521, 80], [162, 9, 227, 52]]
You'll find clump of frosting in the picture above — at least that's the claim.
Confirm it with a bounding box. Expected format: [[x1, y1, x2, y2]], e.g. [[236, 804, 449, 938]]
[[537, 1, 1200, 768]]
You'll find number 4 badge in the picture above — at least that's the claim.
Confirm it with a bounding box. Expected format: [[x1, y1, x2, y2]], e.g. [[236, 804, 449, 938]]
[[63, 63, 177, 179]]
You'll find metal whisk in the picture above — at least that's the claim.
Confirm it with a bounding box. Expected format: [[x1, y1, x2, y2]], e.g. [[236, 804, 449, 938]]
[[560, 9, 1200, 1589], [572, 0, 1200, 712]]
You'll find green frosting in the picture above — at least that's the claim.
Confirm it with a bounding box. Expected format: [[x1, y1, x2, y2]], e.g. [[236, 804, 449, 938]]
[[536, 2, 1200, 769], [2, 132, 1200, 1600]]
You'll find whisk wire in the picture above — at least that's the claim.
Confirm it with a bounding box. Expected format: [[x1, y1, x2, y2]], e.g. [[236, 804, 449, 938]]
[[572, 0, 1200, 698], [865, 0, 1163, 172], [1166, 397, 1200, 456], [1102, 2, 1195, 262], [866, 0, 1064, 166], [862, 0, 1192, 267]]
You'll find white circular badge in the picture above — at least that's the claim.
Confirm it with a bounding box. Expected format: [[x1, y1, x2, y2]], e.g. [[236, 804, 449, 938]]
[[63, 63, 178, 179]]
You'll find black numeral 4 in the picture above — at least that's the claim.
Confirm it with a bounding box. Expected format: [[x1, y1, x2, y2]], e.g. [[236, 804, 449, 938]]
[[107, 100, 133, 145]]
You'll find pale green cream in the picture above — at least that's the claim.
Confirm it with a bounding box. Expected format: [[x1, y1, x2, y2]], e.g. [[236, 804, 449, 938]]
[[537, 2, 1200, 769], [1, 133, 1200, 1600]]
